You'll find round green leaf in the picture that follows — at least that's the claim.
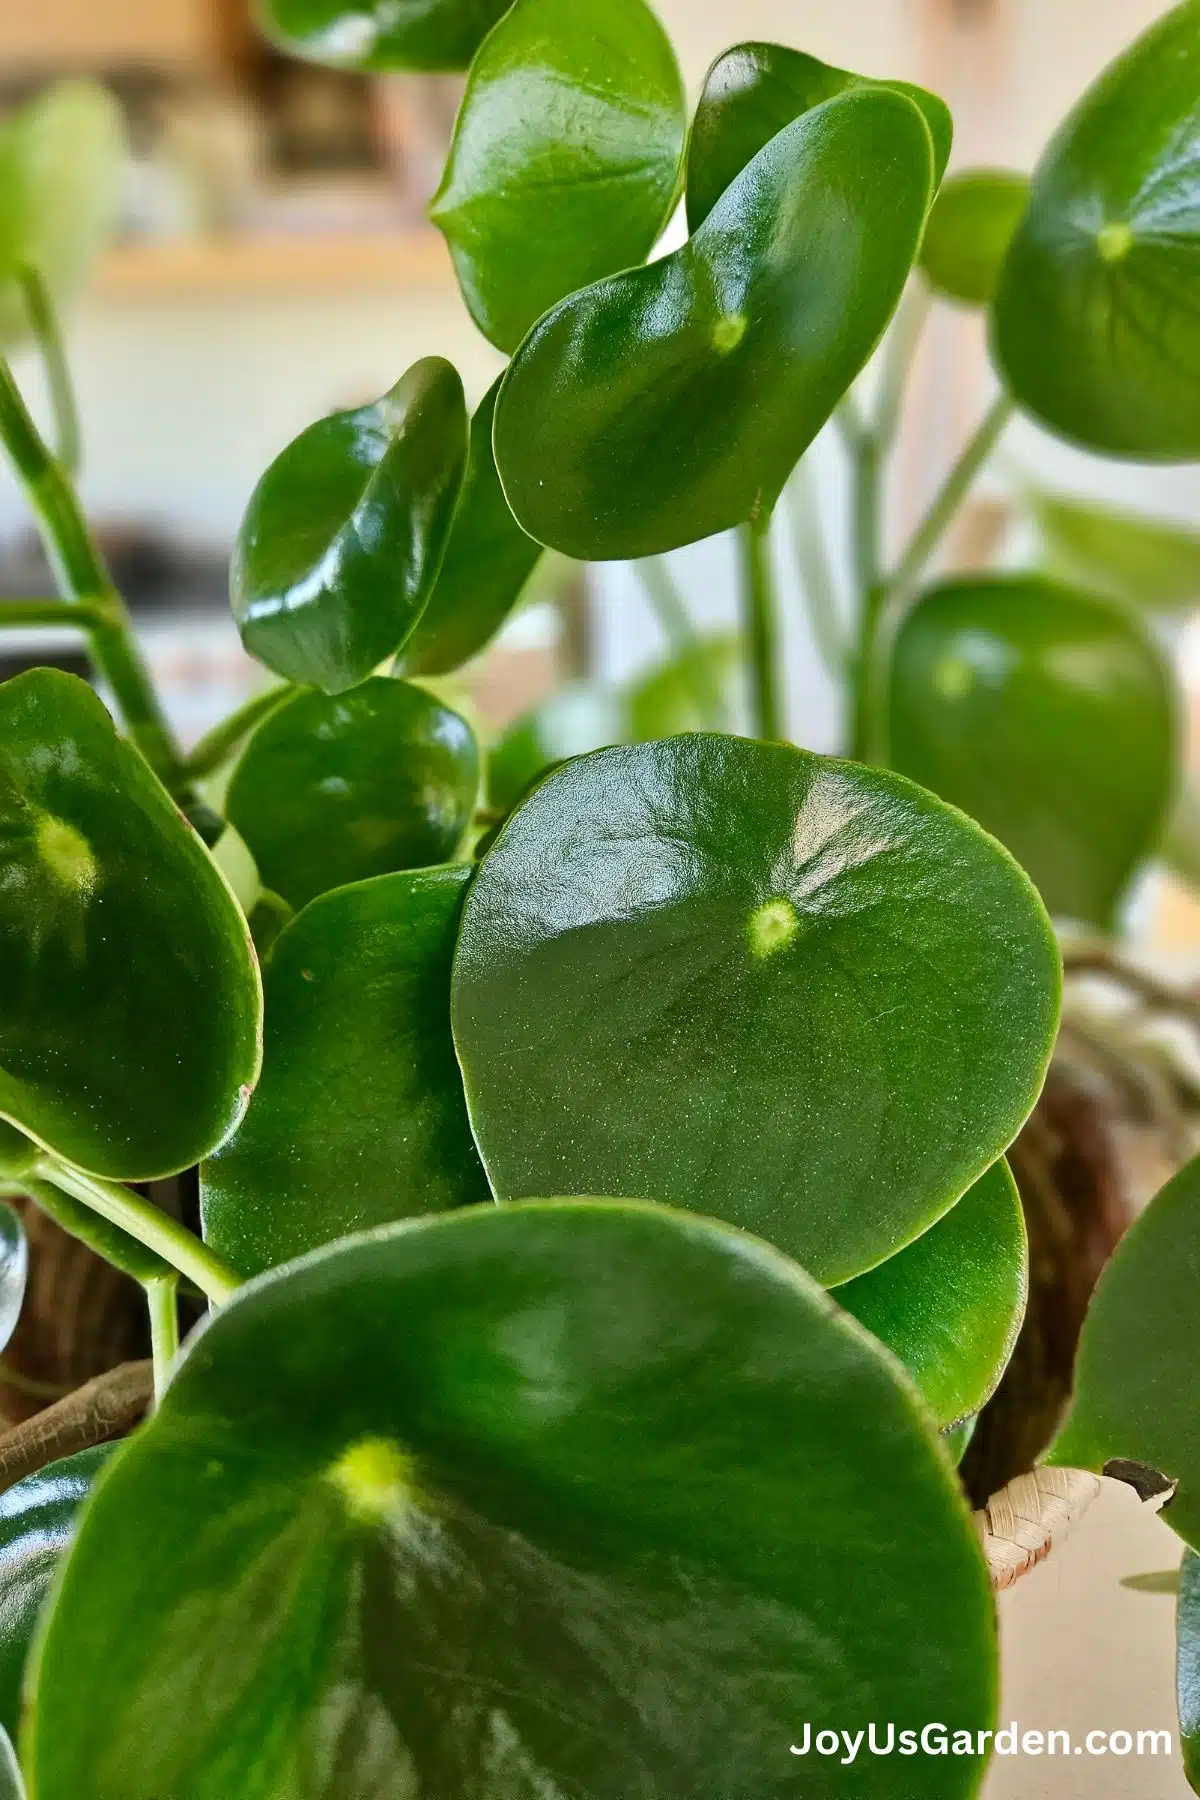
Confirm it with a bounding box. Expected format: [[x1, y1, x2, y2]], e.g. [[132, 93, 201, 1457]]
[[886, 575, 1177, 927], [1051, 1153, 1200, 1552], [992, 0, 1200, 459], [0, 1204, 27, 1358], [0, 81, 125, 348], [430, 0, 686, 354], [0, 670, 262, 1182], [226, 677, 479, 912], [203, 867, 488, 1276], [1032, 491, 1200, 615], [453, 736, 1059, 1285], [0, 1447, 109, 1742], [487, 682, 626, 814], [401, 377, 543, 676], [686, 41, 951, 233], [1181, 1552, 1200, 1793], [255, 0, 512, 70], [30, 1203, 995, 1799], [834, 1160, 1027, 1430], [494, 88, 935, 562], [919, 170, 1029, 307], [231, 359, 468, 695]]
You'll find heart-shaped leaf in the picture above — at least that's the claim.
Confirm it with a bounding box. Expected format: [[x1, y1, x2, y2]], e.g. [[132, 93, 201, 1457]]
[[0, 82, 125, 348], [685, 41, 951, 232], [494, 88, 935, 561], [0, 1203, 26, 1358], [1051, 1153, 1200, 1552], [453, 736, 1059, 1285], [1181, 1552, 1200, 1792], [231, 359, 468, 695], [0, 671, 261, 1182], [226, 677, 479, 911], [431, 0, 686, 354], [203, 867, 488, 1276], [992, 0, 1200, 458], [29, 1203, 995, 1800], [834, 1160, 1027, 1430], [885, 575, 1177, 927], [0, 1447, 109, 1740], [1032, 491, 1200, 615], [401, 377, 543, 676], [256, 0, 513, 71], [919, 170, 1029, 306]]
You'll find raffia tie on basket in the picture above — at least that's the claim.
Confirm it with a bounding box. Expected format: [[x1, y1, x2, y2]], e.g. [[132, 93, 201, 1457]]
[[974, 1467, 1103, 1591]]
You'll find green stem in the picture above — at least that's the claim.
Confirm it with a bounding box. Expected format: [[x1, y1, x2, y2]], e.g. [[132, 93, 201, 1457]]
[[634, 557, 728, 729], [884, 393, 1014, 601], [737, 519, 782, 741], [0, 598, 106, 629], [35, 1156, 242, 1305], [873, 280, 931, 451], [786, 459, 844, 676], [22, 1173, 174, 1284], [185, 686, 287, 779], [0, 356, 188, 796], [145, 1274, 181, 1402], [16, 263, 81, 477]]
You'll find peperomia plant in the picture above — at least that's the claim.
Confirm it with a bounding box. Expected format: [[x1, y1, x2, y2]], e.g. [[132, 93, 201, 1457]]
[[0, 3, 1197, 1796]]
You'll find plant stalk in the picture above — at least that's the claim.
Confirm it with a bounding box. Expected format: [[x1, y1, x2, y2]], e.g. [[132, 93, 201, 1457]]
[[0, 598, 107, 629], [786, 459, 844, 677], [35, 1157, 243, 1305], [737, 518, 782, 741], [145, 1274, 181, 1402], [0, 356, 189, 796], [16, 263, 82, 477], [884, 393, 1014, 602]]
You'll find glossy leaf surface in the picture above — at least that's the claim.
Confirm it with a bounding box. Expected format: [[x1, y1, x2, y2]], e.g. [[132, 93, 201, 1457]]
[[993, 0, 1200, 458], [0, 671, 261, 1181], [1052, 1154, 1200, 1552], [886, 576, 1176, 927], [0, 82, 125, 347], [685, 40, 951, 232], [919, 170, 1029, 306], [1182, 1552, 1200, 1793], [203, 867, 488, 1276], [31, 1203, 994, 1800], [0, 1447, 108, 1739], [494, 89, 934, 561], [454, 737, 1059, 1285], [835, 1160, 1026, 1430], [431, 0, 686, 353], [256, 0, 512, 71], [1033, 491, 1200, 615], [231, 359, 467, 694], [0, 1205, 26, 1358], [401, 378, 542, 675], [226, 677, 478, 911]]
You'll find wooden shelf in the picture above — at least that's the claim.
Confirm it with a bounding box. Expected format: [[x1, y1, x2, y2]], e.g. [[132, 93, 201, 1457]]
[[96, 232, 455, 300]]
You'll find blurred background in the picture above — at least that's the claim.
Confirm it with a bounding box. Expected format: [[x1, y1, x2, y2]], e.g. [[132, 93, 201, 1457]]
[[0, 7, 1196, 1792]]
